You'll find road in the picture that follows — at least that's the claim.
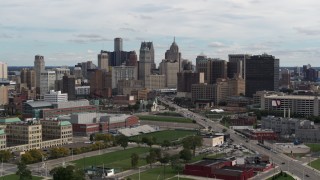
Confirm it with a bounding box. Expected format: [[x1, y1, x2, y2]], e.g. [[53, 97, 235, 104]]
[[158, 97, 320, 180]]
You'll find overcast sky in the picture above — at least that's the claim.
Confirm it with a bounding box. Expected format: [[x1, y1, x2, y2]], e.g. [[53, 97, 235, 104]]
[[1, 0, 319, 67]]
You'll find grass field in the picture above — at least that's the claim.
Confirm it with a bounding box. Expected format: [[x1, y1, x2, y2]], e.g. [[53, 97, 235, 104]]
[[0, 174, 43, 180], [308, 158, 320, 170], [71, 147, 149, 170], [129, 130, 197, 144], [306, 144, 320, 152], [267, 172, 294, 180], [155, 112, 182, 117], [128, 165, 194, 180], [137, 115, 193, 123]]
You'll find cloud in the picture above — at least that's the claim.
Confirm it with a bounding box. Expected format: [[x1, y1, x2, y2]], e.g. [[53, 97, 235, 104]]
[[294, 27, 320, 36], [0, 33, 13, 39], [119, 27, 137, 32], [69, 34, 112, 44], [208, 42, 227, 48]]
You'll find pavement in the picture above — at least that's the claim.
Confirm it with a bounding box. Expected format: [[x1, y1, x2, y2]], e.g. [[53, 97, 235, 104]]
[[158, 97, 320, 180]]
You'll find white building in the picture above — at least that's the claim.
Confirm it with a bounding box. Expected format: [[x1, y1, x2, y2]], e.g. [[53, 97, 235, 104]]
[[40, 70, 56, 97], [111, 65, 137, 89], [54, 67, 70, 80], [44, 90, 68, 103], [202, 135, 224, 147], [159, 60, 179, 88], [259, 92, 320, 116]]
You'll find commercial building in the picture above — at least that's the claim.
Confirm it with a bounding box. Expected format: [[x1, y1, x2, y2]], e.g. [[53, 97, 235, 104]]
[[75, 86, 90, 97], [54, 67, 70, 80], [202, 135, 224, 147], [41, 120, 73, 143], [111, 65, 137, 89], [62, 74, 76, 100], [259, 92, 320, 116], [34, 55, 45, 90], [98, 52, 109, 71], [0, 85, 8, 105], [237, 129, 277, 141], [164, 38, 182, 72], [20, 68, 36, 90], [44, 90, 68, 103], [177, 71, 200, 97], [144, 74, 166, 90], [184, 158, 254, 180], [0, 62, 8, 80], [159, 60, 180, 88], [207, 59, 227, 84], [196, 54, 208, 82], [90, 69, 112, 98], [40, 70, 56, 97], [117, 79, 143, 95], [245, 54, 279, 97], [228, 54, 250, 79], [138, 42, 155, 83]]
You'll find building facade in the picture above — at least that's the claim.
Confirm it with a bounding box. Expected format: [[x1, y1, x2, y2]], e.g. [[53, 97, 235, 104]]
[[98, 52, 109, 71], [138, 42, 155, 83], [145, 74, 166, 90], [111, 65, 137, 89], [34, 55, 45, 90], [0, 62, 8, 80], [40, 70, 56, 97], [207, 59, 227, 84], [159, 60, 179, 88], [44, 90, 68, 103]]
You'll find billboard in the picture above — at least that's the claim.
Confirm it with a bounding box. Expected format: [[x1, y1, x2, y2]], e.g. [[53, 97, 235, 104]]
[[271, 99, 281, 107]]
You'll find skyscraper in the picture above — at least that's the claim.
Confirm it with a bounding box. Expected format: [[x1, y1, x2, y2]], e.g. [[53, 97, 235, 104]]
[[114, 37, 123, 51], [20, 68, 36, 89], [206, 59, 227, 84], [0, 62, 8, 80], [34, 55, 45, 90], [165, 38, 181, 71], [40, 70, 55, 97], [245, 53, 279, 97], [228, 54, 250, 79], [62, 74, 76, 100], [138, 42, 154, 84], [98, 52, 109, 71], [196, 54, 209, 82]]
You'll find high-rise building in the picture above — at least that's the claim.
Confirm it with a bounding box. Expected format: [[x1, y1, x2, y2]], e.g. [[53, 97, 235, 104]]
[[165, 38, 182, 72], [0, 62, 8, 80], [280, 69, 291, 89], [245, 54, 279, 97], [138, 42, 154, 83], [159, 60, 180, 88], [145, 74, 166, 90], [111, 65, 137, 89], [62, 74, 76, 100], [114, 37, 123, 51], [207, 59, 227, 84], [0, 85, 8, 105], [44, 90, 68, 103], [40, 70, 56, 97], [177, 71, 200, 97], [34, 55, 45, 90], [90, 69, 112, 98], [98, 52, 109, 71], [75, 61, 96, 79], [196, 54, 209, 82], [20, 68, 36, 89], [126, 51, 138, 66], [54, 67, 70, 80], [228, 54, 250, 79], [227, 61, 242, 78]]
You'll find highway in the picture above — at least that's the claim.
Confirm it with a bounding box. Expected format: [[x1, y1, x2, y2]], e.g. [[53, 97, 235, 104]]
[[159, 96, 320, 180]]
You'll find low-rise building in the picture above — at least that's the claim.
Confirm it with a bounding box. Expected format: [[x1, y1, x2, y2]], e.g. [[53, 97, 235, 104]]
[[41, 120, 73, 144], [202, 135, 224, 147], [0, 129, 6, 149]]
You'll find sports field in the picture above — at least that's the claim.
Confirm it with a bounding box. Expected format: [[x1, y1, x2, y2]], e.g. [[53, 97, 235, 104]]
[[137, 115, 193, 123]]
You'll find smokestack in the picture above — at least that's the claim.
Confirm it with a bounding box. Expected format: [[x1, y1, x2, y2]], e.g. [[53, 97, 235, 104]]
[[288, 108, 291, 118], [284, 108, 286, 118]]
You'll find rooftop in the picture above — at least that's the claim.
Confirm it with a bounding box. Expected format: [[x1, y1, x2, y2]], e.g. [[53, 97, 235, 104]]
[[0, 117, 21, 124], [25, 101, 52, 108]]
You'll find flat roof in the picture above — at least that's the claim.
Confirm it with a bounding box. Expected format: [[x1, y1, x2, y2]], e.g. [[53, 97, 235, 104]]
[[25, 101, 52, 108], [0, 117, 21, 123]]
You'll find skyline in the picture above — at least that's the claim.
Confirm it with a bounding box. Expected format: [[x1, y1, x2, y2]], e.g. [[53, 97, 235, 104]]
[[1, 0, 320, 66]]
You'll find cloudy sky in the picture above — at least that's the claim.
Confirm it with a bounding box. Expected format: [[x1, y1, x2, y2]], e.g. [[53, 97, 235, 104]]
[[0, 0, 319, 66]]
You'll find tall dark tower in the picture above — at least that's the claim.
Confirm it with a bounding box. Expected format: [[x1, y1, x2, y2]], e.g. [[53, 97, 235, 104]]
[[62, 74, 76, 100], [114, 37, 123, 51], [206, 59, 227, 84], [165, 37, 181, 71], [245, 53, 279, 97], [138, 42, 154, 83]]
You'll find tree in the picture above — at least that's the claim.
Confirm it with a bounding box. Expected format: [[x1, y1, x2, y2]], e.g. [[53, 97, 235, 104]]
[[146, 151, 157, 168], [222, 128, 227, 133], [131, 153, 139, 168], [161, 140, 171, 149], [50, 165, 85, 180], [0, 150, 12, 162], [182, 136, 203, 156], [170, 154, 183, 172], [89, 134, 95, 141], [50, 147, 69, 159], [150, 148, 161, 160], [21, 153, 34, 164], [179, 148, 192, 162], [116, 135, 129, 149], [29, 149, 43, 162], [16, 161, 32, 180]]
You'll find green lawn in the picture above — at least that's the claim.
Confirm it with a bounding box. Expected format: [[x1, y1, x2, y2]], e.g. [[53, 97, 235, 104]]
[[308, 158, 320, 170], [306, 143, 320, 152], [129, 130, 197, 144], [267, 172, 294, 180], [0, 174, 44, 180], [155, 112, 182, 117], [128, 166, 184, 180], [137, 115, 193, 123], [71, 147, 149, 170]]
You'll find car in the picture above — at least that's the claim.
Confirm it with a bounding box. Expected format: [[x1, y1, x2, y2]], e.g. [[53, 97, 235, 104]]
[[305, 174, 309, 177], [281, 162, 285, 165]]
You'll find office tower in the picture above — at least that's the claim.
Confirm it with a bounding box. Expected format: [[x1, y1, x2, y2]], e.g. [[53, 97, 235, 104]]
[[145, 74, 166, 90], [98, 52, 109, 71], [34, 55, 45, 90], [280, 69, 291, 88], [196, 54, 209, 82], [165, 38, 182, 71], [44, 90, 68, 103], [90, 69, 112, 98], [111, 65, 137, 89], [126, 51, 138, 66], [138, 42, 154, 84], [0, 62, 8, 80], [177, 71, 200, 97], [54, 67, 70, 80], [20, 68, 36, 89], [227, 61, 242, 78], [207, 59, 227, 84], [305, 68, 318, 82], [245, 53, 279, 97], [62, 74, 76, 100], [228, 54, 250, 79], [181, 59, 193, 71], [114, 37, 123, 51], [72, 67, 83, 79], [75, 61, 96, 79], [0, 85, 8, 105], [40, 70, 56, 97], [159, 59, 180, 88]]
